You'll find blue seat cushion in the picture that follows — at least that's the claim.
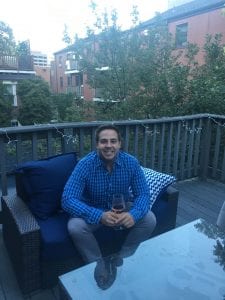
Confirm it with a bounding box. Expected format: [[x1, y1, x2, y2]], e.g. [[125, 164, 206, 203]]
[[37, 211, 79, 261], [14, 152, 77, 219], [37, 211, 128, 262]]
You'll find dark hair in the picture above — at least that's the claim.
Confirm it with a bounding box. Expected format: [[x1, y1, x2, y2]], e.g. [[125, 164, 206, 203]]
[[95, 124, 121, 143]]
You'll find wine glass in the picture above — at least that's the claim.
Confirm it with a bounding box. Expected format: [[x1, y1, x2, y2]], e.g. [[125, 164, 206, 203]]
[[112, 194, 126, 230], [112, 193, 126, 214]]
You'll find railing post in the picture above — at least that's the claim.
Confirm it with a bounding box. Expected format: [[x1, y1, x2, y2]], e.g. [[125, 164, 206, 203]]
[[199, 117, 211, 180], [0, 137, 7, 197]]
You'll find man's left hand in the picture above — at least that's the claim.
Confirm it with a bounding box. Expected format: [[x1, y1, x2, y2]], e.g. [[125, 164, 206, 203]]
[[114, 212, 135, 228]]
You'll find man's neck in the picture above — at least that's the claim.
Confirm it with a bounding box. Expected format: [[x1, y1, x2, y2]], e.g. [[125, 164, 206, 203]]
[[105, 161, 113, 172]]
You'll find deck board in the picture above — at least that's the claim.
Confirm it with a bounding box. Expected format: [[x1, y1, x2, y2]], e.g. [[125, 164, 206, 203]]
[[0, 178, 225, 299], [174, 179, 225, 227]]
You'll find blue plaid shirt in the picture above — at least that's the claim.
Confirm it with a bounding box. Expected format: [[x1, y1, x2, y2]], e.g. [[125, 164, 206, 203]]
[[62, 151, 151, 224]]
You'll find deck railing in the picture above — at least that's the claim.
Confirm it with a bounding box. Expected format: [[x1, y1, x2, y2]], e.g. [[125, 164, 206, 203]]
[[0, 55, 34, 71], [0, 113, 225, 196]]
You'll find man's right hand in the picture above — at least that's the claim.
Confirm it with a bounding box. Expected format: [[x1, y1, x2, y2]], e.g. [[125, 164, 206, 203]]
[[101, 211, 119, 227]]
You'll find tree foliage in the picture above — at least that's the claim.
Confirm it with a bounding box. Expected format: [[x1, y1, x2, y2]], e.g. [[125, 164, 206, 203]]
[[1, 7, 225, 127], [186, 34, 225, 114], [0, 21, 16, 55], [0, 83, 14, 127], [71, 5, 225, 120], [16, 40, 31, 56], [0, 21, 31, 56], [51, 93, 95, 122], [17, 78, 53, 125]]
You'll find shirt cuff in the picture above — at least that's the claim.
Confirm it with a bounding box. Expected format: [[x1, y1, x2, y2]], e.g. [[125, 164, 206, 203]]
[[87, 208, 104, 224]]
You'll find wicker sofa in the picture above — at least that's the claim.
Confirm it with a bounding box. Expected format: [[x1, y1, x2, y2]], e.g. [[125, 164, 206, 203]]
[[1, 152, 179, 294]]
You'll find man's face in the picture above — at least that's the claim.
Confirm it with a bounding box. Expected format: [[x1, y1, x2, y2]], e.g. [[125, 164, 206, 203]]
[[96, 129, 121, 162]]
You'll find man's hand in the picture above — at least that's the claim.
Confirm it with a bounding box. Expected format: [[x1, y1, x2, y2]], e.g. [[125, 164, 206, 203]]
[[115, 212, 135, 228], [101, 211, 119, 227]]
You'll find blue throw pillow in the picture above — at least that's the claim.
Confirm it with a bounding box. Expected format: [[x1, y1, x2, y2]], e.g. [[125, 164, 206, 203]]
[[141, 167, 176, 208], [14, 152, 77, 219]]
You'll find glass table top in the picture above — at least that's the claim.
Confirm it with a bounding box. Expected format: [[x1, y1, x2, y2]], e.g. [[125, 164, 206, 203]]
[[59, 219, 225, 300]]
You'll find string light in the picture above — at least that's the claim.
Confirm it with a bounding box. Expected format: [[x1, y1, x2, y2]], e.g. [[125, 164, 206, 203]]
[[0, 129, 18, 145], [181, 120, 202, 134], [209, 116, 225, 128], [51, 125, 78, 145], [0, 115, 225, 146]]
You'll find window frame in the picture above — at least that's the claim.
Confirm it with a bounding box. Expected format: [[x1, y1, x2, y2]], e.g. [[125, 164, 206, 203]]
[[175, 23, 188, 48]]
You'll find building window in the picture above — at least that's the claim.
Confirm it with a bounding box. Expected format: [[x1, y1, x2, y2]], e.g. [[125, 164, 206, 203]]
[[67, 76, 72, 86], [75, 74, 83, 86], [176, 23, 188, 48], [3, 81, 18, 106], [60, 77, 63, 88], [58, 56, 63, 67]]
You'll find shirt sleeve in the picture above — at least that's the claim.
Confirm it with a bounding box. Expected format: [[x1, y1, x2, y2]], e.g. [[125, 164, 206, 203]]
[[128, 162, 151, 222], [61, 160, 104, 224]]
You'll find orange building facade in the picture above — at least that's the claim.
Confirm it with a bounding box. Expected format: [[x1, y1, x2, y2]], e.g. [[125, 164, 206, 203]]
[[168, 5, 225, 64]]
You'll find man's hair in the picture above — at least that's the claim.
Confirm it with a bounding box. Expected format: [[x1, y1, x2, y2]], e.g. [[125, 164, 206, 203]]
[[95, 124, 122, 143]]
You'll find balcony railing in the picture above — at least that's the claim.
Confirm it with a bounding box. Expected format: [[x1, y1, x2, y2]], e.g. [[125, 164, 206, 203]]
[[66, 85, 84, 97], [0, 55, 34, 71], [0, 114, 225, 196]]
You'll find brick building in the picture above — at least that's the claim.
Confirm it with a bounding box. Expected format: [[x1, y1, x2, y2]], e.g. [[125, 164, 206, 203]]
[[51, 0, 225, 98]]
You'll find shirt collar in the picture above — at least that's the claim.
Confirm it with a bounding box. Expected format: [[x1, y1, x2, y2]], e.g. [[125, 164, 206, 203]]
[[95, 150, 122, 168]]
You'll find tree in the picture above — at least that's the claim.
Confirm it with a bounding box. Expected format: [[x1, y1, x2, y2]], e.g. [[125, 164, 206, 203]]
[[73, 4, 225, 120], [0, 21, 16, 55], [186, 34, 225, 115], [16, 40, 31, 56], [76, 6, 144, 103], [0, 83, 13, 127], [73, 7, 196, 120], [62, 24, 72, 46], [17, 78, 53, 125]]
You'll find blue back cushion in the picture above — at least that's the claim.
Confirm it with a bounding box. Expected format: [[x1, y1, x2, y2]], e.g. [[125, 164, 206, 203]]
[[14, 152, 77, 219]]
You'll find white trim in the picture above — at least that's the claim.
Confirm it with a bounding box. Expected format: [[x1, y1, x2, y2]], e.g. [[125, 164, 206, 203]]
[[65, 70, 80, 74], [0, 70, 36, 74], [95, 66, 110, 71], [3, 80, 18, 85], [93, 97, 120, 103]]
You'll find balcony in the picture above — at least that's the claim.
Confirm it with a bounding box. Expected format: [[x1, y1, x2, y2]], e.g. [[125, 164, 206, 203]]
[[66, 85, 84, 97], [0, 55, 35, 81], [0, 55, 34, 71], [65, 59, 80, 74], [0, 113, 225, 298]]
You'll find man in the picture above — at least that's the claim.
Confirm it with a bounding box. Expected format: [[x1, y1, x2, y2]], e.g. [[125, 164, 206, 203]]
[[62, 124, 156, 289]]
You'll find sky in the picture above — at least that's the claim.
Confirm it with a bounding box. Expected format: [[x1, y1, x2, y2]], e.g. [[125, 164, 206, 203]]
[[0, 0, 168, 59]]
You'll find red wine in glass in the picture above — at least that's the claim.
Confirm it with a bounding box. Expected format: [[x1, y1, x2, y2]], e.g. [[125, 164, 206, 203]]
[[112, 194, 125, 214]]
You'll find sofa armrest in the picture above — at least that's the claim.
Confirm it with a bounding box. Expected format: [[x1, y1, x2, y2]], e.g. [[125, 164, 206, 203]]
[[166, 185, 179, 202], [165, 184, 179, 228], [1, 194, 41, 294], [151, 184, 179, 237]]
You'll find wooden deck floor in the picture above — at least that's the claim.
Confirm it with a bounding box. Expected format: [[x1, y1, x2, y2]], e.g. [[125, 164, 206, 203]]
[[0, 178, 225, 300]]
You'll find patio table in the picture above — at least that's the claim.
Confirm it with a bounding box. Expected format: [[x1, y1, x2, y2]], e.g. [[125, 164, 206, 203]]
[[59, 219, 225, 300]]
